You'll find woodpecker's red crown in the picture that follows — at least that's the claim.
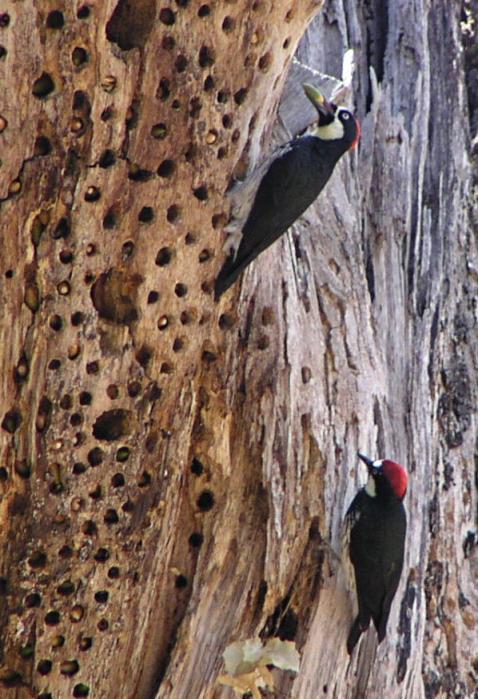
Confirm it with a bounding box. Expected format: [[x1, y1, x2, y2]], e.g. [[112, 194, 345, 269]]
[[381, 460, 408, 500]]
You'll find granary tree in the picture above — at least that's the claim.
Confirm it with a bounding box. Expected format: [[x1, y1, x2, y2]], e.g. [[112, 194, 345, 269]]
[[0, 1, 477, 698]]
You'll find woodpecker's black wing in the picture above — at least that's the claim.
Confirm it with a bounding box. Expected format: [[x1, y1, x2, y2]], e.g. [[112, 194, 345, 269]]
[[214, 136, 339, 299], [346, 496, 406, 653]]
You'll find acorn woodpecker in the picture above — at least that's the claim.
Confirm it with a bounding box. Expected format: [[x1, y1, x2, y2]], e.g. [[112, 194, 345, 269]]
[[214, 83, 361, 300], [343, 452, 408, 654]]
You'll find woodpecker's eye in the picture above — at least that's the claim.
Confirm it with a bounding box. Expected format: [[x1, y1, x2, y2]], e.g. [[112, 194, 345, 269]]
[[341, 112, 350, 121]]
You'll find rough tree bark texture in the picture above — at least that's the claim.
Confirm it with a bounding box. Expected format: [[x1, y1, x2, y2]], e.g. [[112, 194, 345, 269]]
[[0, 1, 476, 699]]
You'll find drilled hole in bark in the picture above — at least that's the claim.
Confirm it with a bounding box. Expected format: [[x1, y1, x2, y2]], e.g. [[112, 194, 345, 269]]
[[193, 185, 208, 201], [156, 247, 173, 266], [151, 122, 167, 139], [88, 483, 103, 500], [301, 367, 312, 384], [234, 88, 248, 105], [0, 12, 10, 27], [104, 508, 119, 524], [162, 34, 175, 49], [45, 611, 61, 626], [37, 660, 52, 676], [87, 447, 104, 466], [73, 684, 90, 697], [189, 96, 202, 118], [99, 149, 115, 168], [217, 147, 227, 159], [217, 89, 229, 103], [258, 52, 271, 71], [175, 575, 188, 589], [79, 392, 92, 406], [60, 660, 79, 676], [108, 566, 120, 579], [78, 636, 92, 651], [222, 114, 233, 128], [95, 590, 108, 604], [60, 394, 73, 409], [52, 216, 70, 239], [203, 75, 215, 91], [198, 45, 214, 67], [222, 15, 235, 31], [138, 206, 154, 223], [58, 545, 73, 558], [101, 106, 113, 121], [111, 473, 125, 488], [198, 4, 210, 17], [285, 8, 295, 21], [73, 462, 86, 475], [93, 410, 131, 441], [94, 547, 110, 562], [167, 205, 180, 222], [219, 313, 234, 329], [189, 532, 203, 547], [116, 446, 130, 462], [84, 186, 100, 202], [175, 54, 188, 72], [86, 361, 99, 374], [257, 336, 269, 350], [159, 7, 175, 24], [158, 77, 171, 100], [128, 166, 152, 182], [172, 337, 184, 352], [148, 290, 159, 304], [72, 46, 88, 66], [106, 0, 155, 49], [46, 10, 64, 28], [197, 490, 214, 511], [180, 310, 194, 325], [59, 250, 73, 264], [81, 520, 97, 536], [97, 619, 109, 631], [2, 409, 22, 433], [283, 37, 291, 48], [127, 381, 142, 397], [25, 592, 41, 608], [158, 159, 175, 178], [34, 136, 52, 156], [77, 6, 90, 19], [122, 240, 134, 259], [174, 283, 188, 298], [160, 362, 173, 374], [102, 208, 117, 229], [32, 72, 55, 98], [191, 458, 204, 475], [57, 580, 75, 596]]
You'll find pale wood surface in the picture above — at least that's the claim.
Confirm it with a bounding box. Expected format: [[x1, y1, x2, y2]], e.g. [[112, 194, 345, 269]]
[[0, 2, 476, 699]]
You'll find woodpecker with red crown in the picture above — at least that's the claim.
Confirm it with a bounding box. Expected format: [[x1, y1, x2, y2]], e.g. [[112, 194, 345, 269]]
[[343, 452, 408, 654], [214, 84, 361, 300]]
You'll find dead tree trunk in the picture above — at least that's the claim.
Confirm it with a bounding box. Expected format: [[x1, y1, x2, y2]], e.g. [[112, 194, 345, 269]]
[[0, 2, 476, 699]]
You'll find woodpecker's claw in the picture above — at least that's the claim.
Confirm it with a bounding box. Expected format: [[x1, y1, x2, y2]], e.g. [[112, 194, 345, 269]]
[[357, 452, 374, 470], [303, 83, 335, 117]]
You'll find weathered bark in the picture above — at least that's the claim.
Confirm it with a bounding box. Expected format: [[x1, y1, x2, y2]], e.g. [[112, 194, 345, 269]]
[[0, 2, 476, 699]]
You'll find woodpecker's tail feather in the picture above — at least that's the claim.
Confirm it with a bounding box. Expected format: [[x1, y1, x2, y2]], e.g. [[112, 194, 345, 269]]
[[347, 616, 368, 654], [214, 259, 240, 301]]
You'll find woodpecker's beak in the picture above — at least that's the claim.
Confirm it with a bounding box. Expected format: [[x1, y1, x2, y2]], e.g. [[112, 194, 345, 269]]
[[303, 83, 335, 119], [358, 452, 374, 472]]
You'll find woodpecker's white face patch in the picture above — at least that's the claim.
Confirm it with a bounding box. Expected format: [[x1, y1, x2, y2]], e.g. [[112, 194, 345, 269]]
[[315, 109, 349, 141], [364, 460, 383, 498]]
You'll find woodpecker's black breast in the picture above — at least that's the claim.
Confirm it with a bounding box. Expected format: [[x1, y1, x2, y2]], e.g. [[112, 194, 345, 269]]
[[214, 135, 349, 299], [347, 489, 406, 641]]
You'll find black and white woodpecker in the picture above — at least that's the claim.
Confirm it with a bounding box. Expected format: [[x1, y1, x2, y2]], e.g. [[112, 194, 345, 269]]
[[214, 83, 361, 300], [343, 452, 408, 654]]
